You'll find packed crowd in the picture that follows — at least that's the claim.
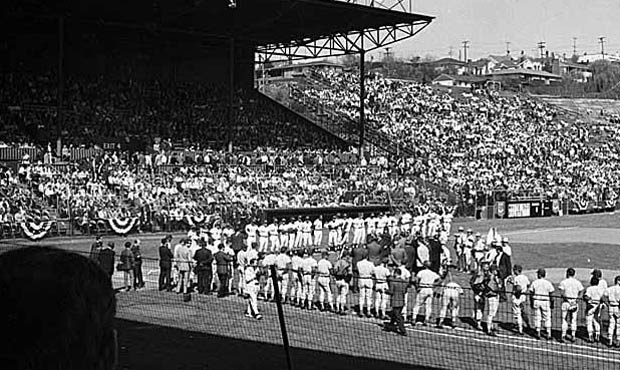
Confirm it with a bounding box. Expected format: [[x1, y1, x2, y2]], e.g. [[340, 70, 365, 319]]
[[295, 69, 620, 204], [0, 144, 447, 233], [0, 72, 342, 150]]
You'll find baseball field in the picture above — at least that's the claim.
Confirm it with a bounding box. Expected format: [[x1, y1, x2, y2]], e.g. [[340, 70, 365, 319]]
[[3, 212, 620, 370]]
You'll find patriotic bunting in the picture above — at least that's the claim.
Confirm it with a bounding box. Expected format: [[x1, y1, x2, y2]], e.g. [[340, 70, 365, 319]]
[[21, 221, 53, 240], [108, 217, 139, 235]]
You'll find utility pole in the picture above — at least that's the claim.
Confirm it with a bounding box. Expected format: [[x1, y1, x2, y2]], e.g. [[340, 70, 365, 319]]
[[506, 41, 511, 55], [462, 40, 469, 63], [448, 46, 454, 58], [572, 37, 577, 56], [599, 36, 606, 59], [537, 41, 546, 59]]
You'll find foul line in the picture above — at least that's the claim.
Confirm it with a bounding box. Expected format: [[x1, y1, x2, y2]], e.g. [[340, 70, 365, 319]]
[[504, 227, 578, 237], [406, 327, 620, 363]]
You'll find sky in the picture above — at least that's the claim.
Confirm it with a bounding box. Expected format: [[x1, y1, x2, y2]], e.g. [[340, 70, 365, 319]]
[[372, 0, 620, 61]]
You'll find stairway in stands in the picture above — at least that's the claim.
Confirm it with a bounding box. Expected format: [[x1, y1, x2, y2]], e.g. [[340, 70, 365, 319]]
[[260, 77, 415, 158]]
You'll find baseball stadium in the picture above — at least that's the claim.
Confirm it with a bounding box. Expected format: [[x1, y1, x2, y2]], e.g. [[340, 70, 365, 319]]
[[2, 1, 620, 370]]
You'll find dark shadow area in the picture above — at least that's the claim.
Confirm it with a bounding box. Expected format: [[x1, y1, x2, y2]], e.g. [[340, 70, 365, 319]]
[[117, 319, 443, 370]]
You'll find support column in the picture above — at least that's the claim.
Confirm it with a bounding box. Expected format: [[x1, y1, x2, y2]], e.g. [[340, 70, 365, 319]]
[[57, 16, 65, 157], [358, 50, 365, 158], [228, 37, 235, 152]]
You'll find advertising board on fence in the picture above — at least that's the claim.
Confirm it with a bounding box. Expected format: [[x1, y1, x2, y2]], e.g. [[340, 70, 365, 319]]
[[507, 202, 531, 218]]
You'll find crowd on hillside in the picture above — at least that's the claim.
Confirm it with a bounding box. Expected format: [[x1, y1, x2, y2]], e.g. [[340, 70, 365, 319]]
[[296, 69, 620, 205]]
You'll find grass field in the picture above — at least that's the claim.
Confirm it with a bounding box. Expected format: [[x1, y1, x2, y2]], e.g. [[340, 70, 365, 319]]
[[3, 212, 620, 369]]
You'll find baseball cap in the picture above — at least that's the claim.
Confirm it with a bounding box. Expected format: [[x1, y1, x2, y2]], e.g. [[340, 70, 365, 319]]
[[537, 268, 546, 277]]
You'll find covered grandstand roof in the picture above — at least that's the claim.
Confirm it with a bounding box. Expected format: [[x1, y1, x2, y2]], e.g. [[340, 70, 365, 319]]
[[5, 0, 434, 47]]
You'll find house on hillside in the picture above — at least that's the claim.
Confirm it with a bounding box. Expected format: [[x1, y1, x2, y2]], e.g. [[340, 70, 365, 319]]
[[552, 59, 592, 82], [518, 57, 545, 71], [488, 54, 517, 70], [432, 74, 488, 89], [487, 68, 562, 85], [428, 57, 467, 75]]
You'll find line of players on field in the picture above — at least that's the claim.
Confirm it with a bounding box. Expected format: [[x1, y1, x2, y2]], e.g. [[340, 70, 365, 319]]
[[242, 211, 454, 253]]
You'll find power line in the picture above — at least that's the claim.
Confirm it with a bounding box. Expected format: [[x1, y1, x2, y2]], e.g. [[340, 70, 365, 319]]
[[537, 41, 546, 59], [462, 40, 469, 62], [599, 36, 606, 59], [572, 37, 577, 56]]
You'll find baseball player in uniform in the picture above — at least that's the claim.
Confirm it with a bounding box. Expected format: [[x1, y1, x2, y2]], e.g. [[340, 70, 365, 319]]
[[316, 251, 334, 311], [411, 261, 441, 325], [268, 219, 280, 253], [352, 214, 365, 246], [301, 217, 312, 248], [365, 214, 377, 237], [274, 247, 291, 303], [357, 254, 375, 318], [584, 275, 605, 343], [245, 220, 258, 248], [278, 219, 288, 249], [244, 258, 263, 320], [437, 268, 463, 329], [294, 217, 304, 249], [373, 260, 391, 319], [327, 216, 339, 250], [313, 216, 323, 248], [300, 249, 318, 310], [506, 264, 531, 335], [257, 221, 269, 253], [396, 265, 412, 322], [333, 250, 353, 315], [388, 213, 399, 238], [604, 275, 620, 347], [341, 213, 353, 247], [289, 249, 304, 305], [529, 268, 555, 340], [261, 252, 276, 301], [558, 267, 584, 342]]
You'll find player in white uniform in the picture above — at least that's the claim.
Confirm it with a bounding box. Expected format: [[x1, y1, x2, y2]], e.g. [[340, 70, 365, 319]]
[[376, 213, 389, 236], [274, 247, 292, 303], [290, 250, 304, 305], [388, 214, 399, 238], [278, 219, 288, 249], [373, 260, 391, 319], [257, 221, 269, 253], [412, 261, 441, 325], [300, 217, 312, 248], [505, 264, 531, 335], [357, 255, 375, 318], [261, 252, 277, 301], [267, 219, 280, 252], [294, 217, 304, 249], [341, 214, 353, 247], [604, 276, 620, 347], [245, 220, 258, 248], [316, 251, 334, 311], [327, 216, 339, 249], [529, 268, 555, 340], [584, 275, 606, 343], [558, 267, 584, 342], [244, 257, 263, 320], [313, 216, 323, 248], [352, 214, 365, 246], [396, 265, 412, 322], [210, 223, 222, 247], [300, 249, 318, 309], [365, 214, 377, 238], [437, 268, 463, 329]]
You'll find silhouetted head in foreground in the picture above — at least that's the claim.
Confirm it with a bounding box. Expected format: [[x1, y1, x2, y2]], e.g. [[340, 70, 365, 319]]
[[0, 246, 117, 370]]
